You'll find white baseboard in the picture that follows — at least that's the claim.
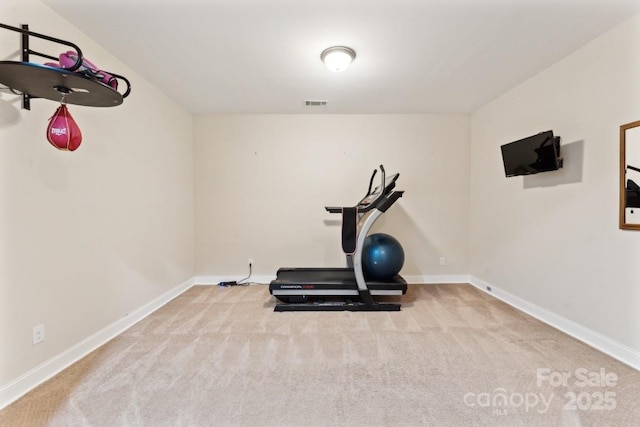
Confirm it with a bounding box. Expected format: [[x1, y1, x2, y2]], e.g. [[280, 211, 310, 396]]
[[0, 277, 195, 411], [469, 276, 640, 371], [404, 274, 470, 284], [193, 274, 471, 286]]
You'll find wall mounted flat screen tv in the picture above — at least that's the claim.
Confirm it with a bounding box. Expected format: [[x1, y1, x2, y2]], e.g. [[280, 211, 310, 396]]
[[500, 130, 563, 177]]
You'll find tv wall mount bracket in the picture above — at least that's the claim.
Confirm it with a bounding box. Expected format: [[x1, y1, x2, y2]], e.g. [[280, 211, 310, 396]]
[[0, 22, 131, 110]]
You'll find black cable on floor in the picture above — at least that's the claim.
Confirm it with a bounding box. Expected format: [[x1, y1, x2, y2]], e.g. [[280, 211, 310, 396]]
[[219, 263, 252, 287]]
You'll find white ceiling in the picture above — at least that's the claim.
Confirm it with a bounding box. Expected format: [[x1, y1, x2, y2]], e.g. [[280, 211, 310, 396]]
[[42, 0, 640, 114]]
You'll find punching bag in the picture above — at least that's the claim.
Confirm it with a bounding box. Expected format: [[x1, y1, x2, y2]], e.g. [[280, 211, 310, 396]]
[[47, 104, 82, 151]]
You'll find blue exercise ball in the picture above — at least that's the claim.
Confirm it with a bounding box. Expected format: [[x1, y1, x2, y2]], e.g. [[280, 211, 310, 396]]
[[362, 233, 404, 281]]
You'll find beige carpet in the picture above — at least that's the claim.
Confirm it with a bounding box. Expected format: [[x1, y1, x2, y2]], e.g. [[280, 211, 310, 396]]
[[1, 284, 639, 426]]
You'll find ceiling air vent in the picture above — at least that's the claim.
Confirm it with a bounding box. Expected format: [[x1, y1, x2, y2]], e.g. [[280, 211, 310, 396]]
[[304, 100, 328, 107]]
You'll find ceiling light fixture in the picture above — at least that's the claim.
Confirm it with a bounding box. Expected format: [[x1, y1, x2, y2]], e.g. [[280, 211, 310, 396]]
[[320, 46, 356, 72]]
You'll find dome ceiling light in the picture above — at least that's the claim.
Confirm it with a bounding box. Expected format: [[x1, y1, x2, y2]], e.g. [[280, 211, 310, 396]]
[[320, 46, 356, 72]]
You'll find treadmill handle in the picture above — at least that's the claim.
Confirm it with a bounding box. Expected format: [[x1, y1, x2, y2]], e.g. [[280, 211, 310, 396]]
[[325, 165, 388, 214], [365, 168, 377, 197], [325, 202, 378, 214], [362, 164, 387, 210], [377, 191, 404, 212]]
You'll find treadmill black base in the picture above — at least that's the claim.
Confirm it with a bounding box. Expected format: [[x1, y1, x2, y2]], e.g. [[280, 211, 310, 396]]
[[273, 301, 401, 312], [270, 268, 406, 312]]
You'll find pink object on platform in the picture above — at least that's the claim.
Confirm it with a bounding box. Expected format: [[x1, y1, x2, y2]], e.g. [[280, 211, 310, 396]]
[[46, 51, 117, 90]]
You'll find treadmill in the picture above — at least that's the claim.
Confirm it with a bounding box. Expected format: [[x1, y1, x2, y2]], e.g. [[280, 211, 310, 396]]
[[269, 165, 407, 311]]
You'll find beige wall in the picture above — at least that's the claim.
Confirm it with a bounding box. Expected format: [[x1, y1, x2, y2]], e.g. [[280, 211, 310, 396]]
[[0, 0, 195, 385], [469, 15, 640, 351], [195, 114, 470, 279]]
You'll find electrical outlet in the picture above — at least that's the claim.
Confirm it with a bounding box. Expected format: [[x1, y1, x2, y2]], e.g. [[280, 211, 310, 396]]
[[439, 257, 445, 266], [248, 258, 253, 266], [32, 324, 45, 346]]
